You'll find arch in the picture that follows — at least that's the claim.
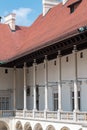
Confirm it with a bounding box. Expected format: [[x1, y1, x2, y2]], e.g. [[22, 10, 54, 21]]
[[24, 122, 32, 130], [61, 126, 70, 130], [46, 125, 55, 130], [34, 123, 43, 130], [0, 121, 9, 130], [16, 121, 23, 130]]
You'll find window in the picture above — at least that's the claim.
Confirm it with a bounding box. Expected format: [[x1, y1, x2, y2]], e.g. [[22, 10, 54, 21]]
[[70, 5, 74, 13], [0, 97, 9, 110], [27, 87, 30, 96], [54, 60, 56, 65], [5, 69, 8, 74], [54, 93, 58, 111], [67, 0, 82, 14], [72, 91, 80, 110], [80, 52, 83, 58], [66, 56, 69, 62]]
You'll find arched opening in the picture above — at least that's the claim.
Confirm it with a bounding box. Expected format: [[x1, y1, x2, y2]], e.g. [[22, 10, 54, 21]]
[[61, 126, 70, 130], [24, 122, 32, 130], [0, 121, 9, 130], [16, 121, 23, 130], [34, 123, 43, 130], [46, 125, 55, 130]]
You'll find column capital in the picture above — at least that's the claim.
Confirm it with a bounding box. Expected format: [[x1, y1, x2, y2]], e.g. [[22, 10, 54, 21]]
[[44, 55, 48, 66], [58, 50, 61, 55], [24, 62, 27, 67], [73, 45, 77, 53], [33, 59, 37, 67], [34, 59, 36, 63], [44, 55, 48, 60], [33, 59, 37, 72], [14, 66, 16, 70], [57, 50, 61, 58]]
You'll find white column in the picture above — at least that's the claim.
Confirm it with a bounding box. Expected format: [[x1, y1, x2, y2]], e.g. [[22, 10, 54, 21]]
[[44, 55, 48, 111], [13, 66, 16, 110], [73, 45, 78, 112], [57, 50, 62, 112], [33, 59, 37, 111], [23, 62, 27, 110]]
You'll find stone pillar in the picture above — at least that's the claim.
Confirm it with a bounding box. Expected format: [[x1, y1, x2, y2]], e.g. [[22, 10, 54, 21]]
[[57, 50, 62, 120], [23, 62, 27, 111], [73, 45, 78, 111], [73, 45, 78, 121], [33, 59, 37, 111], [13, 66, 16, 110], [44, 55, 48, 111]]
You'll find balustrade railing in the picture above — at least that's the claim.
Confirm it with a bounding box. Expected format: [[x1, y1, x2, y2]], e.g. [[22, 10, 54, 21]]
[[34, 111, 44, 118], [76, 112, 87, 121], [0, 109, 87, 123], [0, 110, 15, 117], [60, 111, 73, 120], [25, 110, 33, 118], [15, 110, 23, 117], [46, 111, 57, 119]]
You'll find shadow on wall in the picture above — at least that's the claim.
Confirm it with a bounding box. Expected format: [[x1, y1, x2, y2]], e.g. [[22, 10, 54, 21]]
[[61, 127, 70, 130], [24, 122, 32, 130], [16, 121, 23, 130], [46, 125, 55, 130], [0, 121, 9, 130], [34, 123, 43, 130]]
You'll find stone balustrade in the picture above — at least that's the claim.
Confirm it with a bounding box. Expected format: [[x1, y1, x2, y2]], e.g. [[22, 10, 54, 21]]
[[0, 110, 87, 123], [0, 110, 15, 117]]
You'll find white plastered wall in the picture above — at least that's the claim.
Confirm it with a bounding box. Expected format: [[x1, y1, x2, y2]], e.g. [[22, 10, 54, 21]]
[[15, 48, 87, 111], [0, 49, 87, 111]]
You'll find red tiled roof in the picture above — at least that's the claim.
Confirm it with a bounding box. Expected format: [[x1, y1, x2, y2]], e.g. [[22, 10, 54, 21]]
[[0, 0, 87, 62]]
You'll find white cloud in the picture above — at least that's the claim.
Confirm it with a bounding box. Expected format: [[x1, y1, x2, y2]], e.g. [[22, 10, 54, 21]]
[[12, 8, 32, 26]]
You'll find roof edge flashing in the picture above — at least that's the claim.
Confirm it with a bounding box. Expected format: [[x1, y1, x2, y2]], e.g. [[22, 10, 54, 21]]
[[43, 0, 60, 16], [62, 0, 68, 5]]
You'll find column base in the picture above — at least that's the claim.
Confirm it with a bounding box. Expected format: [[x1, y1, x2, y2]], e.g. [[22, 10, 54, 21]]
[[33, 109, 37, 118], [73, 109, 79, 113], [23, 108, 27, 111], [44, 108, 49, 112], [58, 109, 62, 112], [57, 109, 62, 120], [33, 109, 37, 112], [23, 109, 27, 117], [44, 109, 49, 118], [73, 109, 79, 121], [13, 108, 16, 111]]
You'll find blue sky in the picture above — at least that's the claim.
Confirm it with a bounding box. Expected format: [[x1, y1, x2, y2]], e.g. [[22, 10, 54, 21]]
[[0, 0, 42, 26]]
